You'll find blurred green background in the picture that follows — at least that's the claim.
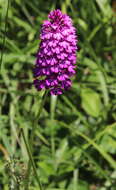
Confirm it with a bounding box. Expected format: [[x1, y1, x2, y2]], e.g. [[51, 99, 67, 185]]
[[0, 0, 116, 189]]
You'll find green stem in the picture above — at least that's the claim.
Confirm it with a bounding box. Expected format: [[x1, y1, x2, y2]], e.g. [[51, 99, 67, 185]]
[[24, 90, 48, 190], [50, 95, 57, 156], [21, 129, 43, 190]]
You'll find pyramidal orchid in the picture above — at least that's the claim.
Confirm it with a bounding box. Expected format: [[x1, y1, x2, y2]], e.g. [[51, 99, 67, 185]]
[[34, 9, 77, 95]]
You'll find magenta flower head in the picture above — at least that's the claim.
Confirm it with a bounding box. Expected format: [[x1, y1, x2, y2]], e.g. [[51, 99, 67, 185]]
[[34, 9, 77, 95]]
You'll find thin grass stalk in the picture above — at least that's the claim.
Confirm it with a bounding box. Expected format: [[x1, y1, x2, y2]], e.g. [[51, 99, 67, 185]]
[[0, 0, 10, 71], [21, 129, 43, 190], [24, 90, 48, 190]]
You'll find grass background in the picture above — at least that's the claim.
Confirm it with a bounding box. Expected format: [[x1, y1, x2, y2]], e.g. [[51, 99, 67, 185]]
[[0, 0, 116, 189]]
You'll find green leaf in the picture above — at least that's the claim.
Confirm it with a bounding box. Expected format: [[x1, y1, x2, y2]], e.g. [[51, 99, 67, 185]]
[[95, 0, 113, 18], [55, 139, 68, 167], [81, 88, 102, 117], [77, 180, 89, 190]]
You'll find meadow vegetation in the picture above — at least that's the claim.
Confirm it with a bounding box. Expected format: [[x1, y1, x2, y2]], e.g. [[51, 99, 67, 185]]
[[0, 0, 116, 189]]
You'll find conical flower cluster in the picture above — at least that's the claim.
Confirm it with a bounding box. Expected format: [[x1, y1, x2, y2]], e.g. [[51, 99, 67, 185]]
[[34, 9, 77, 95]]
